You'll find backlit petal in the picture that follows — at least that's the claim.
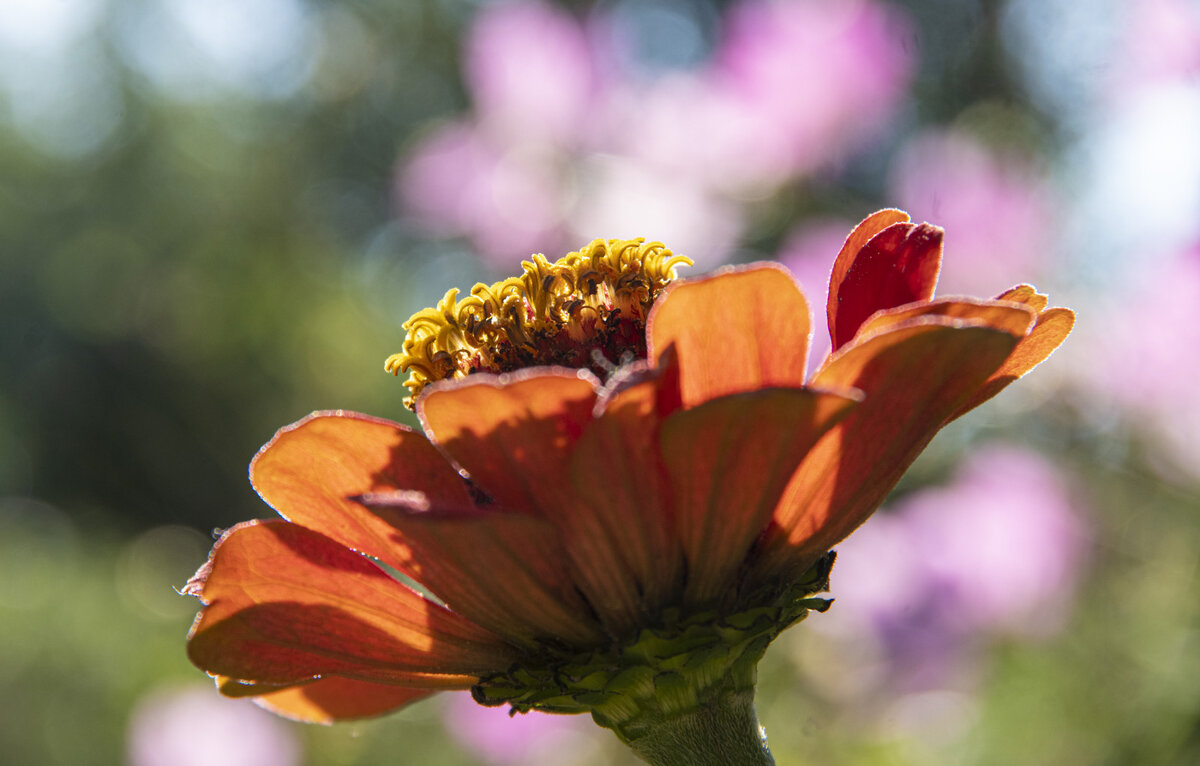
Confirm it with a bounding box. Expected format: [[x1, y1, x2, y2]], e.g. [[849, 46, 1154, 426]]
[[417, 368, 598, 517], [757, 318, 1022, 580], [660, 387, 860, 606], [953, 306, 1075, 418], [857, 297, 1036, 338], [250, 411, 472, 573], [252, 678, 441, 724], [827, 216, 943, 351], [647, 263, 812, 407], [186, 520, 513, 685], [215, 672, 471, 700], [214, 675, 293, 698], [996, 283, 1050, 312], [359, 496, 604, 647], [565, 360, 684, 634]]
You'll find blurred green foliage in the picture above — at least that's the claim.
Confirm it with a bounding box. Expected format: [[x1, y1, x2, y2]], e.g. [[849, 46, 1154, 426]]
[[0, 0, 483, 532]]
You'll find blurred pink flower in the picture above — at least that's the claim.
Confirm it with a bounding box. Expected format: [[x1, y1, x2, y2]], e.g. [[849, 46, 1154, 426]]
[[397, 2, 591, 264], [464, 1, 596, 145], [600, 0, 914, 194], [817, 445, 1088, 689], [889, 129, 1056, 295], [893, 446, 1087, 635], [397, 0, 915, 267], [443, 691, 598, 766], [565, 154, 745, 265], [1083, 242, 1200, 480], [713, 0, 914, 181], [398, 121, 568, 262], [1116, 0, 1200, 89], [1093, 244, 1200, 405], [127, 684, 300, 766]]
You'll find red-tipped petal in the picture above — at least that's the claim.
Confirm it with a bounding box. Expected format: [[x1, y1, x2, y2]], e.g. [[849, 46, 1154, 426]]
[[250, 411, 472, 573], [416, 368, 598, 517], [647, 263, 813, 408], [359, 496, 604, 647], [186, 520, 513, 685], [758, 317, 1022, 579], [252, 677, 441, 724], [828, 210, 911, 313], [565, 362, 684, 634], [660, 387, 860, 606], [953, 305, 1075, 418], [828, 216, 943, 351]]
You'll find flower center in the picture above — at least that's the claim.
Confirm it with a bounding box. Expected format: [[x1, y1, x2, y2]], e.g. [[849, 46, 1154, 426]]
[[471, 553, 834, 744], [386, 238, 692, 408]]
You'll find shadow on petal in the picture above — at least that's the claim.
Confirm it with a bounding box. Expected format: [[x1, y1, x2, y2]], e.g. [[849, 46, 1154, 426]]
[[757, 318, 1022, 580], [187, 520, 514, 685]]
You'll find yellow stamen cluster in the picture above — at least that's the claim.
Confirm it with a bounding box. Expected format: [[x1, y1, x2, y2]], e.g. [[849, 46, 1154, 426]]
[[386, 238, 692, 408]]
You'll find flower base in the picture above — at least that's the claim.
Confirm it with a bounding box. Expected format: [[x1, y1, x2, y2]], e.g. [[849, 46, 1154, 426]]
[[471, 553, 834, 765]]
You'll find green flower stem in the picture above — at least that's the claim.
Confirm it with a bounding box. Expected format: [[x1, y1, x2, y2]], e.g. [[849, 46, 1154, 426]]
[[623, 689, 775, 766]]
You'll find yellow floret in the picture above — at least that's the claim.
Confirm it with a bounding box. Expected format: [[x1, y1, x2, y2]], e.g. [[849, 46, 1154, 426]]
[[385, 238, 691, 408]]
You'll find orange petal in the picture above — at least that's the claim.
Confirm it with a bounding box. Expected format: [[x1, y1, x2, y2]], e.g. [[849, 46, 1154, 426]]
[[647, 263, 812, 408], [953, 305, 1075, 418], [359, 496, 604, 647], [215, 672, 471, 700], [756, 317, 1023, 580], [996, 284, 1049, 312], [214, 675, 294, 698], [250, 411, 472, 573], [827, 217, 943, 351], [564, 361, 684, 634], [857, 297, 1036, 338], [253, 677, 442, 724], [659, 387, 860, 606], [186, 520, 513, 685], [416, 368, 598, 517]]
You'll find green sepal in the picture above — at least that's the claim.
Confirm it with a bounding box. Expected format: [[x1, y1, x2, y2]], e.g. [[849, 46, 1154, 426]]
[[471, 550, 837, 743]]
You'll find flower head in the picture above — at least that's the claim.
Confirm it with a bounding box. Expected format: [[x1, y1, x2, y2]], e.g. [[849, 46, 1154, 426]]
[[385, 238, 691, 408], [185, 211, 1073, 752]]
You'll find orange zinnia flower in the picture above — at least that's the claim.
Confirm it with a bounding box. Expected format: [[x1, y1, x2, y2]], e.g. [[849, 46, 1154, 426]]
[[185, 210, 1073, 762]]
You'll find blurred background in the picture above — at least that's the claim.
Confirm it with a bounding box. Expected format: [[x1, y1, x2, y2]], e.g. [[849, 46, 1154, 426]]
[[1, 0, 1198, 763]]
